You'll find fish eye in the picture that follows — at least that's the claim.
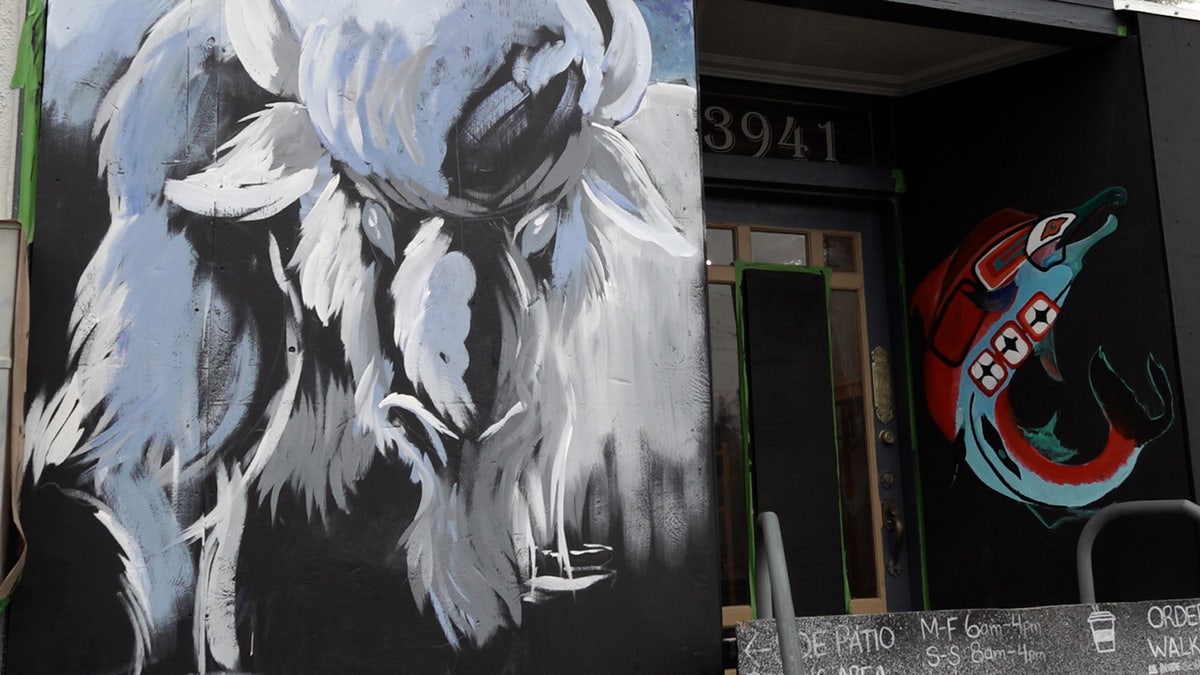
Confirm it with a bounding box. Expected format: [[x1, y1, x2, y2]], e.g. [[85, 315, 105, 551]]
[[1026, 212, 1074, 269]]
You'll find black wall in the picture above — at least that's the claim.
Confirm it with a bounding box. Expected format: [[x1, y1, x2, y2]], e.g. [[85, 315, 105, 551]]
[[896, 37, 1200, 609], [1141, 14, 1200, 507]]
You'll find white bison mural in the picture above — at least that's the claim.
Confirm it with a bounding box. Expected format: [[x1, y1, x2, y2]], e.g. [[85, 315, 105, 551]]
[[11, 0, 716, 671]]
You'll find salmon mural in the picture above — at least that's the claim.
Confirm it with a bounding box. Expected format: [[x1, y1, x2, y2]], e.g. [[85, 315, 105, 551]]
[[913, 187, 1173, 517]]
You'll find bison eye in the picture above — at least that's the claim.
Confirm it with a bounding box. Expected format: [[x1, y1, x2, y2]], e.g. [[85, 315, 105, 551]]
[[444, 42, 585, 214]]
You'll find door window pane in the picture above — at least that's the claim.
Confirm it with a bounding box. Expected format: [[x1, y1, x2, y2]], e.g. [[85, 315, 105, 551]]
[[750, 231, 807, 266], [824, 235, 858, 273], [707, 283, 749, 606], [829, 289, 878, 599], [706, 227, 735, 266]]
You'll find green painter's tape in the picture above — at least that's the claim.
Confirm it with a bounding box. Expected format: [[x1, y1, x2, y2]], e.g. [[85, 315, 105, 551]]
[[819, 267, 851, 615], [890, 195, 931, 611], [733, 262, 758, 616], [12, 0, 46, 242]]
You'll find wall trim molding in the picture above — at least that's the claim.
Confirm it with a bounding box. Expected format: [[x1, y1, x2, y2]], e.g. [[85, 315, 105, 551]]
[[698, 41, 1065, 97]]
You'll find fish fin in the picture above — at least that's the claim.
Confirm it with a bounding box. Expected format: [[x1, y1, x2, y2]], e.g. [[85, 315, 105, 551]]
[[1090, 348, 1174, 442], [1037, 331, 1064, 382], [1018, 413, 1077, 462]]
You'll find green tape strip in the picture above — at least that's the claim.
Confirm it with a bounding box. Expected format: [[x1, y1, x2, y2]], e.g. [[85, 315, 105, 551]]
[[817, 268, 852, 615], [890, 194, 932, 611], [733, 261, 758, 617], [12, 0, 47, 242]]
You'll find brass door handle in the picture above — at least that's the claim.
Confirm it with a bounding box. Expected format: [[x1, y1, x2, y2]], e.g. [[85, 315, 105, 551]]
[[871, 347, 895, 425]]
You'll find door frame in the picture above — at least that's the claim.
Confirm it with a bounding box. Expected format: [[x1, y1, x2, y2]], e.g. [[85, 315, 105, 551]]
[[703, 153, 928, 615]]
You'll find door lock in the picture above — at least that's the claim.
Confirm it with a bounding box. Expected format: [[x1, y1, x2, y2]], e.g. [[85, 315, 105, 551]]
[[882, 499, 905, 577]]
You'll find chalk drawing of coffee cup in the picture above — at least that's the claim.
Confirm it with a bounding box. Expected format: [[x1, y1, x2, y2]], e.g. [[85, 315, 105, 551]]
[[1088, 610, 1117, 653]]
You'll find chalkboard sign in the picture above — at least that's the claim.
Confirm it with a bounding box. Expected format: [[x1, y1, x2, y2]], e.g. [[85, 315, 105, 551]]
[[738, 598, 1200, 674]]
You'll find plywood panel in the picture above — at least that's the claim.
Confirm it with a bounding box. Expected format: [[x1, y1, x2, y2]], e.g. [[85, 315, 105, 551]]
[[10, 1, 720, 672]]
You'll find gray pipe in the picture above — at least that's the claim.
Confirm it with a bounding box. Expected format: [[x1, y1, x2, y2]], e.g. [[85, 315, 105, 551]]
[[1077, 499, 1200, 604], [756, 511, 802, 675]]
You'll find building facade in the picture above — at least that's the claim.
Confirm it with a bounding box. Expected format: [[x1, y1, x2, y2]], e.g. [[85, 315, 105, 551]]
[[4, 0, 1200, 673]]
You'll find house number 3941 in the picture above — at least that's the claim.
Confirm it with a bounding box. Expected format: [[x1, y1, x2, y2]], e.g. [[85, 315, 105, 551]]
[[702, 105, 839, 162]]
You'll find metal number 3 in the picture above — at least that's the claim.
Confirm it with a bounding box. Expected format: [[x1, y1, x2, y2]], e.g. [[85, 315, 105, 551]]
[[703, 105, 735, 152]]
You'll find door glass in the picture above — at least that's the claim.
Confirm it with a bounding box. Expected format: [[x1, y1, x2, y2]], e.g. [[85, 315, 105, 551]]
[[750, 231, 807, 266], [707, 227, 735, 266], [829, 288, 878, 599], [707, 283, 750, 605], [824, 235, 858, 273]]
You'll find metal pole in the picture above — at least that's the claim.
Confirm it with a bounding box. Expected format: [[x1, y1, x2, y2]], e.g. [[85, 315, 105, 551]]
[[1077, 499, 1200, 603], [757, 511, 802, 675], [755, 533, 774, 619]]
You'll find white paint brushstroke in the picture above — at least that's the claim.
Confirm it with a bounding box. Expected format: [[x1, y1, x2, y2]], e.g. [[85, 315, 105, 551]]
[[289, 174, 364, 324], [617, 82, 706, 240], [290, 0, 623, 217], [45, 0, 177, 126], [95, 0, 234, 214], [69, 489, 155, 628], [595, 0, 653, 122], [580, 122, 698, 258], [549, 386, 576, 580], [361, 199, 397, 262], [188, 238, 305, 670], [552, 0, 606, 112], [390, 219, 478, 431], [200, 466, 248, 671], [44, 23, 265, 634], [224, 0, 302, 97], [549, 189, 610, 310], [166, 103, 330, 221], [479, 401, 527, 441], [378, 394, 454, 466], [525, 572, 609, 595], [515, 202, 558, 257], [378, 393, 459, 440], [118, 577, 152, 675]]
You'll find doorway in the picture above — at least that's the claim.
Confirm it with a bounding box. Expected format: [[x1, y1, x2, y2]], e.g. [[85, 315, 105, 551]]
[[705, 191, 918, 619]]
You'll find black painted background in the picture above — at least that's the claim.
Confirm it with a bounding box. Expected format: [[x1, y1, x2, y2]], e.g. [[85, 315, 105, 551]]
[[1142, 13, 1200, 514], [896, 37, 1200, 610]]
